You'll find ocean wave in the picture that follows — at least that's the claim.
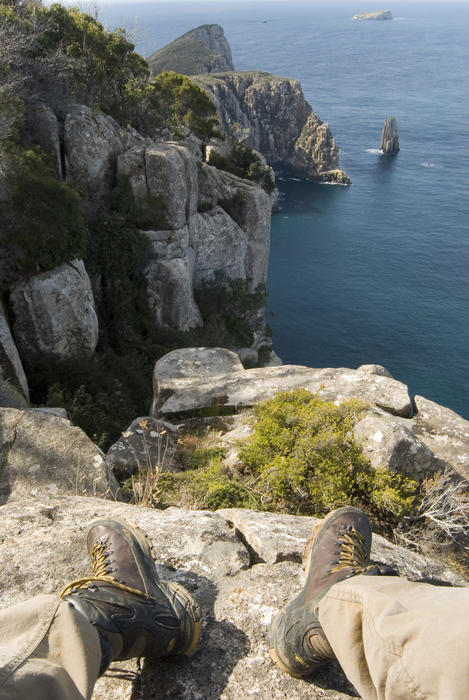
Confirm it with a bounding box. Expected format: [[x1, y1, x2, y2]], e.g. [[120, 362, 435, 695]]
[[421, 162, 437, 168], [365, 148, 382, 155]]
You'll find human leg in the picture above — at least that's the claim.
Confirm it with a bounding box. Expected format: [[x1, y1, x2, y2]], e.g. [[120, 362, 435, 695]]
[[0, 519, 201, 700], [319, 574, 469, 700]]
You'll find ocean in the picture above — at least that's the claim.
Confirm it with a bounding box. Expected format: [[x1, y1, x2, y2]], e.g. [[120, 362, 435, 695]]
[[94, 0, 469, 418]]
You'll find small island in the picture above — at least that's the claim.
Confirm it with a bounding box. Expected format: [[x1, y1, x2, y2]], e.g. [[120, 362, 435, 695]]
[[353, 10, 393, 20]]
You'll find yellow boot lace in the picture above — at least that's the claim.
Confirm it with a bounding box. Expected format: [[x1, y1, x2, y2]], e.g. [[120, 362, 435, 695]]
[[59, 539, 150, 600], [330, 527, 376, 575]]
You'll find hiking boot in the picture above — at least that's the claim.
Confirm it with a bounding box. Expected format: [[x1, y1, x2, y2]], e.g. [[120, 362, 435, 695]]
[[60, 518, 202, 662], [268, 506, 379, 678]]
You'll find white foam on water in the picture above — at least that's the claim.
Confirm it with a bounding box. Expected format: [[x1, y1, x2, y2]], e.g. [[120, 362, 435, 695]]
[[365, 148, 383, 155], [421, 162, 436, 168], [288, 177, 302, 182]]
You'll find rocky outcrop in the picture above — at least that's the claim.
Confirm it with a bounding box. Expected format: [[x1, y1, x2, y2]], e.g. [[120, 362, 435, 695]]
[[118, 141, 272, 335], [0, 407, 118, 503], [9, 260, 99, 363], [106, 415, 179, 480], [0, 302, 29, 402], [148, 24, 234, 76], [380, 116, 400, 153], [64, 104, 130, 214], [353, 10, 393, 20], [0, 495, 464, 699], [194, 72, 350, 183], [151, 347, 244, 415], [24, 102, 62, 178], [412, 395, 469, 482], [158, 363, 412, 417], [353, 408, 442, 480]]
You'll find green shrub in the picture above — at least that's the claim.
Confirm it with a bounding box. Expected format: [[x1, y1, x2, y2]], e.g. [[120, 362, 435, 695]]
[[208, 142, 275, 193], [238, 390, 419, 523]]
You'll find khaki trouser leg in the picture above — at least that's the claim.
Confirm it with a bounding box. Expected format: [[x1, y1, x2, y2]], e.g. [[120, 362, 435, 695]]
[[0, 594, 101, 700], [318, 575, 469, 700]]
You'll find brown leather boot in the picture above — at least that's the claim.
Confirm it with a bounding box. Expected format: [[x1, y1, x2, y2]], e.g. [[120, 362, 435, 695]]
[[60, 519, 201, 663], [268, 506, 379, 678]]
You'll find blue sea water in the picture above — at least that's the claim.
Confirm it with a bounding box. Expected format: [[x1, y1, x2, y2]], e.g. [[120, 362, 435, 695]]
[[96, 0, 469, 418]]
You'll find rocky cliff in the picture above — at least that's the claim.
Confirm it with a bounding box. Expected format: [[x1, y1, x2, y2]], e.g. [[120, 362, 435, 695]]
[[148, 24, 234, 76], [194, 72, 350, 184], [147, 26, 349, 184], [380, 115, 400, 153], [1, 351, 468, 699]]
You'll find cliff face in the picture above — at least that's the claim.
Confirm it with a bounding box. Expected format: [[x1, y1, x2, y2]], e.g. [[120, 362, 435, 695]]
[[194, 72, 350, 184], [0, 100, 272, 400], [148, 24, 234, 77]]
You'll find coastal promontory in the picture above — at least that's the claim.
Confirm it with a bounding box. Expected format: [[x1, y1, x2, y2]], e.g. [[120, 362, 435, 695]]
[[353, 10, 393, 20]]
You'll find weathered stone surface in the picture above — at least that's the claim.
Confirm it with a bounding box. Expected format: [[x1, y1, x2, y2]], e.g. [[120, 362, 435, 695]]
[[64, 104, 125, 213], [0, 302, 29, 401], [0, 408, 118, 503], [217, 508, 465, 586], [0, 368, 28, 409], [25, 102, 62, 178], [354, 10, 392, 20], [197, 165, 272, 292], [194, 71, 349, 183], [148, 23, 234, 76], [190, 209, 248, 284], [380, 116, 400, 154], [412, 395, 469, 481], [143, 226, 202, 330], [9, 260, 99, 362], [106, 416, 179, 480], [118, 142, 198, 230], [0, 496, 464, 699], [151, 347, 244, 415], [160, 364, 412, 417], [353, 409, 442, 480]]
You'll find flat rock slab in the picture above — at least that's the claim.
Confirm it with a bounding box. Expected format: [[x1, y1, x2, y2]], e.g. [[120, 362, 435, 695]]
[[0, 497, 466, 699], [160, 365, 412, 417], [412, 395, 469, 481], [152, 347, 244, 415], [217, 508, 465, 586]]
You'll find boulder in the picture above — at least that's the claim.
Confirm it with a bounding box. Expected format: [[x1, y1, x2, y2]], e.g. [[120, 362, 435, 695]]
[[0, 496, 464, 699], [9, 260, 99, 363], [118, 143, 198, 230], [0, 408, 119, 503], [106, 416, 179, 480], [0, 368, 28, 409], [412, 395, 469, 481], [0, 302, 29, 401], [148, 23, 234, 76], [64, 104, 125, 213], [159, 364, 412, 417], [353, 409, 442, 480], [380, 116, 400, 154], [151, 347, 244, 415]]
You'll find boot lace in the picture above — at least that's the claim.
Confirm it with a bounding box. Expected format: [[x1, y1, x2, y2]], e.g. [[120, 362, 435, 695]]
[[330, 526, 376, 575], [59, 538, 150, 600]]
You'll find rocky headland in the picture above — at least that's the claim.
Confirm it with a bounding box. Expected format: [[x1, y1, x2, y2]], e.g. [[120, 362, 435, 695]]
[[149, 24, 350, 185], [2, 7, 469, 697], [353, 10, 393, 20]]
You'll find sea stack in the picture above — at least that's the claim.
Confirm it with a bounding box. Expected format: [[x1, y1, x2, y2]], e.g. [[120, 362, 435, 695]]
[[380, 116, 400, 153]]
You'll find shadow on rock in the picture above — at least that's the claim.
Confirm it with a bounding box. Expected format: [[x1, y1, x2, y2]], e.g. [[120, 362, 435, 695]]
[[130, 569, 250, 699], [306, 660, 360, 697]]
